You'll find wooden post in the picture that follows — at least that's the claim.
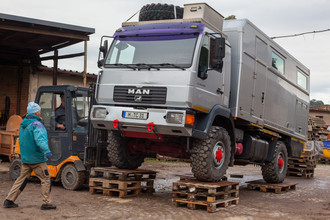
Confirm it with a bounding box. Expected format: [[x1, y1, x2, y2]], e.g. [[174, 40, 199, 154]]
[[16, 61, 23, 115], [83, 40, 87, 87], [53, 49, 58, 85]]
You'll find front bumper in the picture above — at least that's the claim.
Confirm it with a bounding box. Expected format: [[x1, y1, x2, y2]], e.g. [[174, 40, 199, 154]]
[[91, 105, 193, 137]]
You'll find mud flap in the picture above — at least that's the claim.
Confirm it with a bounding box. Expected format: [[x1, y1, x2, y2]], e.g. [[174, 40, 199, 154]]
[[74, 160, 86, 172]]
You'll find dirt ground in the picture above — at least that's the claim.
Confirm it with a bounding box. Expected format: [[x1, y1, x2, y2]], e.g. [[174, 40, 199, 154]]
[[0, 160, 329, 220]]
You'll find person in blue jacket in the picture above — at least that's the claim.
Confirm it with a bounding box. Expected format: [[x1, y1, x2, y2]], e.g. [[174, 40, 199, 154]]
[[3, 102, 56, 210]]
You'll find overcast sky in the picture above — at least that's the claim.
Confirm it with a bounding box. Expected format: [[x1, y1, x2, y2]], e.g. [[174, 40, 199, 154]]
[[2, 0, 330, 103]]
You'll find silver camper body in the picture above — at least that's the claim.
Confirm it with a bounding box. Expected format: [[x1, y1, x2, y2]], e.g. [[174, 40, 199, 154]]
[[223, 19, 310, 141]]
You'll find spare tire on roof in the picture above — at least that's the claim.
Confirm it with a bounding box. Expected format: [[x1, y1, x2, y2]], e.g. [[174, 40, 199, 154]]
[[139, 3, 183, 21]]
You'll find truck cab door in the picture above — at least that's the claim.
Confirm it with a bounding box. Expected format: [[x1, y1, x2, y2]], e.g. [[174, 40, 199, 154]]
[[36, 88, 72, 166], [193, 35, 226, 111]]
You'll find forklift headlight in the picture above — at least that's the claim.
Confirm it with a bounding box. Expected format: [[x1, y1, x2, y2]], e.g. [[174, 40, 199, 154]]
[[93, 108, 107, 118], [166, 112, 184, 124]]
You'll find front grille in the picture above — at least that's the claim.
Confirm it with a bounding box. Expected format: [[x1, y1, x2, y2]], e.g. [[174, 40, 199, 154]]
[[114, 86, 167, 104]]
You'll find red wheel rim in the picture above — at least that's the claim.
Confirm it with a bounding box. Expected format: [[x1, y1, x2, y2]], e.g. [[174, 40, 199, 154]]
[[216, 149, 223, 162], [278, 157, 284, 168]]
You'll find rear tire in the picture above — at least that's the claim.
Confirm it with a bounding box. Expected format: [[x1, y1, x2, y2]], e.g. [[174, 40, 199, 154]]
[[9, 159, 22, 180], [107, 131, 146, 170], [61, 164, 86, 190], [261, 141, 288, 183], [139, 3, 183, 21], [190, 126, 231, 182]]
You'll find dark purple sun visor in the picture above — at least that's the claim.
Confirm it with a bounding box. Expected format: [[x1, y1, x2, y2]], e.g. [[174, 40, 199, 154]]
[[113, 22, 205, 41]]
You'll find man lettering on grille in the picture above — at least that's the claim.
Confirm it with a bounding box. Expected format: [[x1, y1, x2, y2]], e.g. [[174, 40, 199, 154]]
[[3, 102, 56, 210]]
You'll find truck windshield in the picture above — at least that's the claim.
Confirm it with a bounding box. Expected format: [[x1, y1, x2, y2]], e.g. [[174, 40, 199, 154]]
[[105, 35, 198, 69]]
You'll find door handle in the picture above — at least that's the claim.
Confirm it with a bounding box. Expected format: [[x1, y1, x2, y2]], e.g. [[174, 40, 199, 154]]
[[217, 88, 223, 95]]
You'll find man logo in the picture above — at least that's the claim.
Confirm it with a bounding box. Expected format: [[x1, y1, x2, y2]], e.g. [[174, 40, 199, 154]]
[[128, 88, 150, 95], [134, 96, 142, 102]]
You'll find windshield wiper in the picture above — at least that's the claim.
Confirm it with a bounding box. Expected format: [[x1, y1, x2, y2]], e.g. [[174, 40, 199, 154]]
[[135, 63, 160, 71], [113, 63, 137, 70], [158, 63, 186, 70]]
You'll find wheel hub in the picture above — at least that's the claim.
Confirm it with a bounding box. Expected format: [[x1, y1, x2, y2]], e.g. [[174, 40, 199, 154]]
[[213, 141, 225, 169], [216, 149, 223, 162], [278, 158, 284, 168], [277, 152, 285, 173]]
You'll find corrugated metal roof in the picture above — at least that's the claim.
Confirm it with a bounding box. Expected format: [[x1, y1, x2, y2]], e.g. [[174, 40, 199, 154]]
[[0, 13, 95, 65]]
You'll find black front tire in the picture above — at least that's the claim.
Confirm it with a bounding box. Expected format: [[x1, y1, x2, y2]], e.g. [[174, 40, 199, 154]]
[[261, 141, 288, 183], [61, 164, 86, 190], [9, 159, 22, 180], [190, 126, 231, 182], [107, 131, 146, 170]]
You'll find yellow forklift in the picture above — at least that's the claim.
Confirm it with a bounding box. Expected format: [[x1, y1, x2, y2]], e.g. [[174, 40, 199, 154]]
[[9, 85, 110, 190]]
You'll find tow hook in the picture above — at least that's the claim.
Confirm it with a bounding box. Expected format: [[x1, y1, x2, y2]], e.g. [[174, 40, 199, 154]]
[[148, 122, 155, 132], [113, 119, 119, 129]]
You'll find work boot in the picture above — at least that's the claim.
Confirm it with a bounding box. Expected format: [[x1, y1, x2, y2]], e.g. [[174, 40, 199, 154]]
[[40, 203, 56, 210], [3, 199, 19, 208]]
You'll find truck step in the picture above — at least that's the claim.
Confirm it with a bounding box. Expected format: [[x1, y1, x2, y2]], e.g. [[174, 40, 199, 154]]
[[172, 179, 239, 213], [247, 181, 297, 194], [90, 167, 157, 180]]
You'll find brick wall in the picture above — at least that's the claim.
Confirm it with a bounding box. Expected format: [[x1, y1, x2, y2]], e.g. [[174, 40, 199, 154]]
[[0, 65, 29, 125]]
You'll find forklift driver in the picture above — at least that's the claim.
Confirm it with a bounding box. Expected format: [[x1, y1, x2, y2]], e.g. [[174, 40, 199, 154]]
[[55, 94, 65, 130]]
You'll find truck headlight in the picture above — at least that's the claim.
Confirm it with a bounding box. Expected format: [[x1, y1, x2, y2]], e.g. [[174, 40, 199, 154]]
[[166, 112, 184, 124], [93, 108, 107, 118]]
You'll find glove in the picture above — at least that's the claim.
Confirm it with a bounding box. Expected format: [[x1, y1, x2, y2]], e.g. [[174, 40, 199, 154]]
[[45, 152, 52, 158]]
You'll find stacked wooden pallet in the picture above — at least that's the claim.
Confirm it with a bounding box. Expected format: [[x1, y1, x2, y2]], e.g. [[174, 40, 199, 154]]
[[172, 179, 239, 213], [247, 181, 297, 194], [308, 116, 329, 141], [89, 167, 156, 198], [287, 150, 316, 179], [318, 157, 330, 164]]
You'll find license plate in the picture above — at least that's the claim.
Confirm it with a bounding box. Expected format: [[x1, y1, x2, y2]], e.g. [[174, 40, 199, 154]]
[[122, 111, 148, 120]]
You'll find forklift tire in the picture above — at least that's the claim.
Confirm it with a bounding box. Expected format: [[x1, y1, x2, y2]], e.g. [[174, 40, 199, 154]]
[[261, 141, 288, 183], [107, 131, 145, 170], [61, 164, 86, 190], [190, 126, 231, 182], [9, 159, 22, 180], [139, 3, 183, 21]]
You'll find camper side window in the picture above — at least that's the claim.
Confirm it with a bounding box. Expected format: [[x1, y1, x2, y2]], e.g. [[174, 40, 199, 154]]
[[297, 71, 307, 90], [271, 52, 285, 74]]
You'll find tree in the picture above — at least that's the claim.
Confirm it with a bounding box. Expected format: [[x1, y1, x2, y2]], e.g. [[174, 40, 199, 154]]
[[225, 15, 236, 20], [310, 99, 324, 107]]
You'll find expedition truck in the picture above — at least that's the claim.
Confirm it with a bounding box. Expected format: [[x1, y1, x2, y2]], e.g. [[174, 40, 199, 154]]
[[91, 3, 310, 183]]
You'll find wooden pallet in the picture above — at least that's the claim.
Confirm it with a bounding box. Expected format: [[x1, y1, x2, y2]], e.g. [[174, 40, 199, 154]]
[[286, 171, 314, 179], [288, 158, 316, 166], [318, 157, 330, 164], [89, 177, 154, 190], [89, 186, 154, 198], [247, 181, 297, 194], [173, 189, 238, 202], [173, 179, 239, 194], [90, 167, 157, 180], [172, 179, 239, 213], [173, 197, 239, 213]]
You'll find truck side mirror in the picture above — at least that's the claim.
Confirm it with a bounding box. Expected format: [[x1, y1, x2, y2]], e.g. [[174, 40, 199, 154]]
[[97, 59, 104, 68], [100, 40, 108, 59], [210, 38, 226, 72], [97, 40, 109, 68]]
